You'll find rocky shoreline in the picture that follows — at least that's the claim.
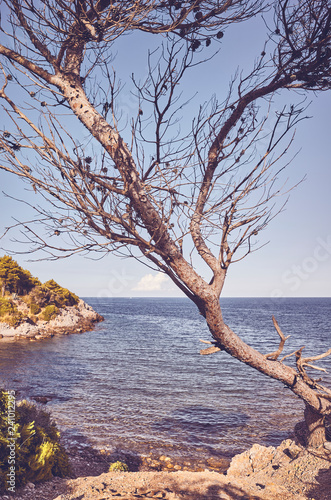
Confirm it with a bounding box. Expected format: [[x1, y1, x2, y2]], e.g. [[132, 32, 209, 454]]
[[0, 299, 104, 340], [2, 436, 331, 500]]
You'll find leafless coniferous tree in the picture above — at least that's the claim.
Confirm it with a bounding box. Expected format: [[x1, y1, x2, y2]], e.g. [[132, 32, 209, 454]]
[[0, 0, 330, 447]]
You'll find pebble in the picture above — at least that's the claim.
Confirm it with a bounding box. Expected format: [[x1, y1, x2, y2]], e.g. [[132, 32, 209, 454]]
[[142, 453, 228, 474]]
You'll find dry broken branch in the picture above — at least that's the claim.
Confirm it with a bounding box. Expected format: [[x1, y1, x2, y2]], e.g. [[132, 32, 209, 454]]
[[294, 347, 331, 399], [301, 349, 331, 365], [280, 349, 298, 363], [296, 347, 331, 376], [265, 315, 291, 361], [200, 345, 222, 355], [199, 338, 222, 355]]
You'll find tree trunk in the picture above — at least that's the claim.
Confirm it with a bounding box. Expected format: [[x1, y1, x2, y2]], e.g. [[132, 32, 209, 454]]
[[304, 404, 326, 448], [200, 296, 331, 441]]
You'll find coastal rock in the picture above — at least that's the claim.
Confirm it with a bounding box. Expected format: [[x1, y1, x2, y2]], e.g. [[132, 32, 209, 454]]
[[0, 257, 104, 340], [226, 438, 331, 499], [50, 466, 306, 500], [7, 437, 331, 500], [227, 443, 276, 477], [0, 299, 103, 340], [32, 396, 52, 404], [324, 441, 331, 451]]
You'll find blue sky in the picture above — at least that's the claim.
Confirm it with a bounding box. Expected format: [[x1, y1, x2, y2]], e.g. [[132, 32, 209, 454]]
[[0, 11, 330, 298]]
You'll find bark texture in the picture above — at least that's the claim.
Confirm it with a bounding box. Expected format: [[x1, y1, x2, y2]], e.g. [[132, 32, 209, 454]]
[[304, 405, 327, 448]]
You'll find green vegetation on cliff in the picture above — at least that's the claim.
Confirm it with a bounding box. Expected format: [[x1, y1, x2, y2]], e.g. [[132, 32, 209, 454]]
[[0, 255, 79, 327], [0, 298, 23, 327], [0, 256, 40, 296]]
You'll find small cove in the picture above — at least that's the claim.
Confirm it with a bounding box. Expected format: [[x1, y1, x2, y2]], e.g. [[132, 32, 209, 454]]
[[0, 297, 330, 463]]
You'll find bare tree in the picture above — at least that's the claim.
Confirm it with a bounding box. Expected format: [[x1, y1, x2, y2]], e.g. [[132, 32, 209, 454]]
[[0, 0, 330, 448]]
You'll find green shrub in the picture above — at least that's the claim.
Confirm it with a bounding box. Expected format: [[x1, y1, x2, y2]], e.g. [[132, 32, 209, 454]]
[[108, 461, 129, 472], [0, 255, 41, 295], [41, 305, 59, 322], [29, 281, 79, 310], [44, 280, 79, 307], [0, 390, 70, 493], [28, 285, 54, 308], [0, 298, 17, 317], [3, 312, 24, 327], [30, 302, 41, 315], [0, 299, 24, 327], [0, 256, 79, 316]]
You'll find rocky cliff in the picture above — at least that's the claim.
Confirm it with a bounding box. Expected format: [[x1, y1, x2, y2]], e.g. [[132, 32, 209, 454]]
[[0, 255, 103, 340], [0, 297, 103, 340]]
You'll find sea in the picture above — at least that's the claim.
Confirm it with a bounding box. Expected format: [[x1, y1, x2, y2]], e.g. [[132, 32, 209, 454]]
[[0, 297, 330, 462]]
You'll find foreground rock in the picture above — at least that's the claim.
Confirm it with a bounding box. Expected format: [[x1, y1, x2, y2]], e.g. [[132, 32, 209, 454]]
[[4, 438, 331, 500], [226, 438, 331, 499], [0, 299, 103, 340]]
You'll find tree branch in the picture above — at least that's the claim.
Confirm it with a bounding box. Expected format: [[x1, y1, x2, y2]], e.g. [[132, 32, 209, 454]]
[[265, 315, 291, 361]]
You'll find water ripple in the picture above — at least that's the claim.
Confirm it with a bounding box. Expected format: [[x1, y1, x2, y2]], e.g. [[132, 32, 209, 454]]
[[0, 297, 330, 460]]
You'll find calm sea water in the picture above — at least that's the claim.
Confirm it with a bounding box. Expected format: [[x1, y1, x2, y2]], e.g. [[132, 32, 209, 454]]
[[0, 297, 330, 461]]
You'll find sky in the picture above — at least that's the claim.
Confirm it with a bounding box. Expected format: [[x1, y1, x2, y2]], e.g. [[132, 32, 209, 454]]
[[0, 8, 330, 298]]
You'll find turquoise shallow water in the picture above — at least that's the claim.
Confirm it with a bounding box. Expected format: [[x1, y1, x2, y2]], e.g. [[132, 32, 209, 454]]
[[0, 297, 330, 461]]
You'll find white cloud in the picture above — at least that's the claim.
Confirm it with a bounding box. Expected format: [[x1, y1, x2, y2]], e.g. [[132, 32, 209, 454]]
[[132, 273, 169, 291]]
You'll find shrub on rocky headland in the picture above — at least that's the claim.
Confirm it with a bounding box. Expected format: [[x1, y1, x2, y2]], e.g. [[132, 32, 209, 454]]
[[40, 305, 59, 322], [0, 298, 24, 327], [0, 255, 103, 340], [43, 279, 79, 307], [0, 256, 40, 296], [0, 256, 79, 328]]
